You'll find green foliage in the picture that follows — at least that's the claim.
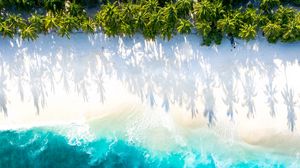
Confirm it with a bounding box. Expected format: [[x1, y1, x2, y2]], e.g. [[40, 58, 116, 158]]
[[238, 23, 257, 41], [193, 0, 224, 45], [195, 21, 212, 45], [176, 0, 193, 18], [274, 6, 297, 24], [57, 14, 80, 38], [67, 2, 85, 16], [44, 13, 59, 32], [0, 0, 299, 45], [119, 2, 139, 36], [281, 19, 300, 42], [260, 0, 281, 12], [28, 13, 44, 33], [194, 0, 224, 22], [44, 0, 65, 13], [177, 19, 192, 34], [96, 2, 121, 37], [241, 7, 259, 25], [160, 3, 178, 40], [81, 17, 96, 33], [217, 10, 241, 36], [139, 0, 161, 40], [0, 20, 15, 38], [20, 24, 38, 41], [142, 12, 162, 40], [262, 21, 282, 43]]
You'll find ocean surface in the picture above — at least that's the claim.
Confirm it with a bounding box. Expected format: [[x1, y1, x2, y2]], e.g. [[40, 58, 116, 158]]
[[0, 125, 298, 168]]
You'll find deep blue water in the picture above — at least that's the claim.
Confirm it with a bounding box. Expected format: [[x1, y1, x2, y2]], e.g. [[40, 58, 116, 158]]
[[0, 127, 294, 168]]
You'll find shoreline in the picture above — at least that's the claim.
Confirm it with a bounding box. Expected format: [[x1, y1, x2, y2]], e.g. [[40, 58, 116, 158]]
[[0, 33, 299, 155]]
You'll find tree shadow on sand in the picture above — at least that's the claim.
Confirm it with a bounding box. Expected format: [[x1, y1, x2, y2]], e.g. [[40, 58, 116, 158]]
[[0, 34, 299, 130]]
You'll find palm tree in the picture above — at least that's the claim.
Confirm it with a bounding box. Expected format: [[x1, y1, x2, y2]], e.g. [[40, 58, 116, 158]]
[[296, 13, 300, 40], [66, 2, 84, 16], [0, 14, 26, 38], [44, 13, 58, 32], [96, 2, 121, 37], [6, 14, 26, 30], [143, 12, 162, 40], [193, 0, 215, 22], [238, 24, 257, 41], [242, 7, 258, 25], [177, 18, 192, 34], [281, 19, 299, 42], [81, 17, 96, 33], [134, 4, 145, 33], [195, 20, 212, 45], [20, 24, 39, 41], [176, 0, 193, 18], [260, 0, 280, 12], [120, 2, 138, 36], [217, 11, 240, 36], [142, 0, 159, 13], [160, 3, 178, 40], [28, 13, 44, 33], [262, 21, 282, 43], [195, 22, 212, 37], [0, 21, 15, 38], [274, 6, 296, 25], [139, 0, 161, 39], [57, 14, 80, 38], [44, 0, 65, 13]]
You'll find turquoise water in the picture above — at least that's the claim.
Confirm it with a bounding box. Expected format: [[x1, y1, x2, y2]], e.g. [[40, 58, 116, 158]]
[[0, 126, 297, 168]]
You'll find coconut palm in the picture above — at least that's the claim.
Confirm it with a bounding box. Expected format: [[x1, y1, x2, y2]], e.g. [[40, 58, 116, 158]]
[[160, 3, 178, 40], [0, 21, 15, 38], [296, 13, 300, 40], [57, 14, 80, 38], [195, 21, 211, 37], [20, 24, 39, 41], [195, 20, 212, 45], [28, 13, 44, 33], [96, 2, 121, 37], [44, 0, 65, 13], [281, 19, 299, 42], [258, 14, 269, 27], [262, 21, 282, 43], [260, 0, 280, 12], [238, 23, 257, 41], [120, 2, 138, 36], [44, 13, 59, 32], [142, 0, 159, 13], [242, 7, 258, 25], [176, 0, 193, 18], [1, 14, 26, 38], [217, 11, 240, 36], [143, 12, 162, 40], [6, 14, 26, 30], [66, 2, 84, 16], [177, 18, 192, 34], [134, 4, 145, 33], [274, 6, 297, 25], [193, 0, 215, 22], [81, 17, 96, 33]]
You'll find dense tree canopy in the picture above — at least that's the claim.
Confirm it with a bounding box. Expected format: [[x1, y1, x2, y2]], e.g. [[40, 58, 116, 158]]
[[0, 0, 299, 45]]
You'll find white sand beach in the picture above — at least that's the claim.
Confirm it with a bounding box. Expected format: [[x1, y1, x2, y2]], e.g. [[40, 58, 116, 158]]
[[0, 33, 300, 155]]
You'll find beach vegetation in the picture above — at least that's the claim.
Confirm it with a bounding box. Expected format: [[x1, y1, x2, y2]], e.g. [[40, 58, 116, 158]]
[[0, 0, 299, 45]]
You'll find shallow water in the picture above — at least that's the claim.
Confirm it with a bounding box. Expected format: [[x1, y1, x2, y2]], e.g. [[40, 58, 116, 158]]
[[0, 125, 298, 168]]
